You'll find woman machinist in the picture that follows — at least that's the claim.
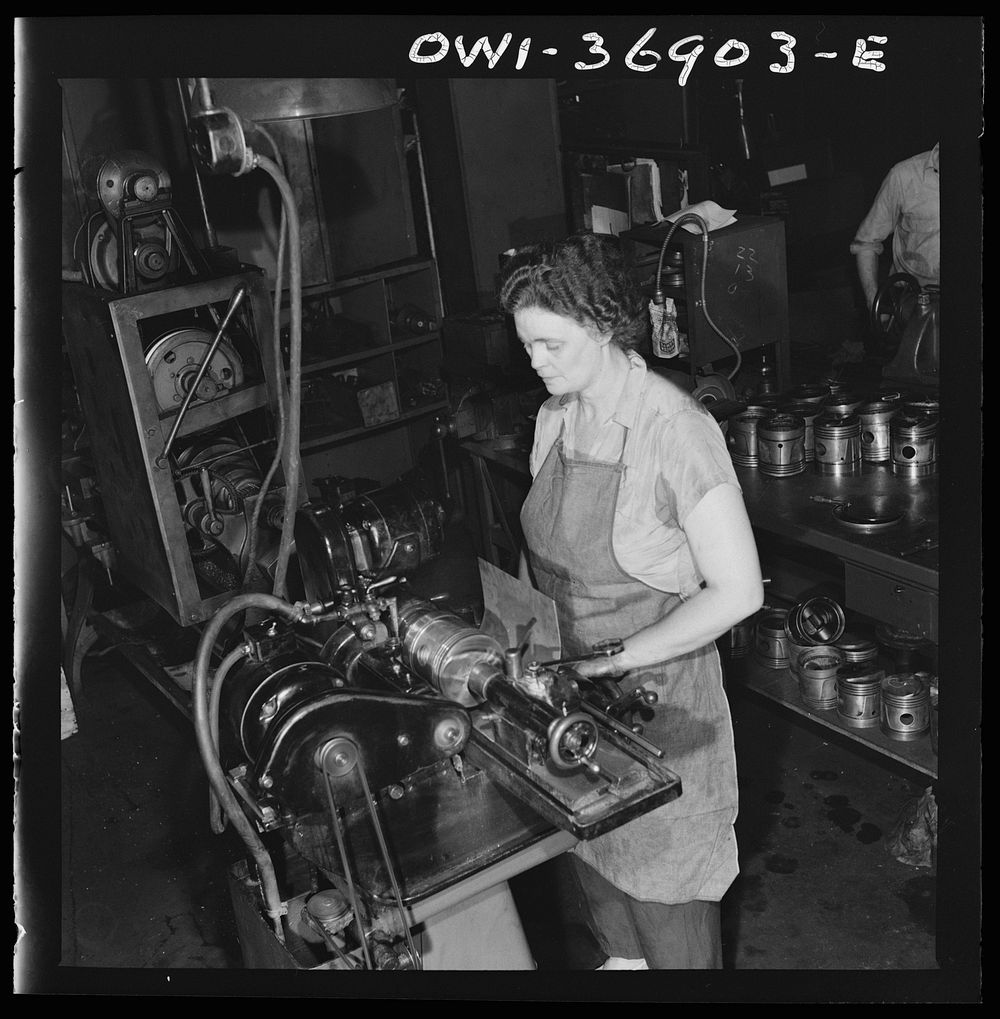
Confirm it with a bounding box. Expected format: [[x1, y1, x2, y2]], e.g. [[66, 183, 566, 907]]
[[497, 232, 764, 970]]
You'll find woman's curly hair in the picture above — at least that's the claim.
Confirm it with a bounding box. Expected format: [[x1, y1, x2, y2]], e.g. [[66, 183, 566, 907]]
[[497, 232, 648, 351]]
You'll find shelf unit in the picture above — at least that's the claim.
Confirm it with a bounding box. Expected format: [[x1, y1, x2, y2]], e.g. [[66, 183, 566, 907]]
[[283, 257, 447, 487], [729, 656, 938, 781]]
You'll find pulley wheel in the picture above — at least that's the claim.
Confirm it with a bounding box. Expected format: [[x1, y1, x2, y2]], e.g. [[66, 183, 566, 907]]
[[693, 373, 737, 408], [145, 328, 244, 412], [82, 214, 120, 291]]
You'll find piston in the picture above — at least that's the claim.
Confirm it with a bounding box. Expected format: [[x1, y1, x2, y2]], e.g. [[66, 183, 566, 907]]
[[751, 393, 785, 412], [820, 393, 864, 417], [754, 609, 790, 669], [856, 400, 898, 463], [813, 413, 862, 475], [785, 382, 830, 405], [879, 672, 931, 741], [756, 412, 806, 477], [797, 645, 844, 711], [778, 401, 822, 461], [903, 397, 940, 417], [785, 630, 814, 678], [834, 631, 880, 668], [727, 408, 771, 467], [728, 612, 758, 659], [890, 411, 938, 478], [836, 665, 884, 729], [786, 596, 846, 647]]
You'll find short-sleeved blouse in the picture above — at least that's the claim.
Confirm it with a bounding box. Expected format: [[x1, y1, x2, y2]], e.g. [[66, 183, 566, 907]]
[[528, 350, 740, 597]]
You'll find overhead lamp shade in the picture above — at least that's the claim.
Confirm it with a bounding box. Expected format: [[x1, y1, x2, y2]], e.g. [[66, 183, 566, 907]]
[[205, 78, 398, 121]]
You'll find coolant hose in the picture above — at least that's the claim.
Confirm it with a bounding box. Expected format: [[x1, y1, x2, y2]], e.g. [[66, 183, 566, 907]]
[[254, 155, 302, 601], [193, 592, 311, 940], [207, 643, 252, 835], [243, 131, 288, 587]]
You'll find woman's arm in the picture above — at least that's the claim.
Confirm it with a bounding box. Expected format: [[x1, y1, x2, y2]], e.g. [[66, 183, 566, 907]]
[[576, 483, 764, 677]]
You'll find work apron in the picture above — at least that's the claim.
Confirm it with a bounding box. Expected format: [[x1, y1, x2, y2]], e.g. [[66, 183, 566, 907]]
[[520, 429, 739, 904]]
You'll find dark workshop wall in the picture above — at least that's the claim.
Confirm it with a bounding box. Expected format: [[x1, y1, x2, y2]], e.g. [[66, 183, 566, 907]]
[[410, 78, 568, 315]]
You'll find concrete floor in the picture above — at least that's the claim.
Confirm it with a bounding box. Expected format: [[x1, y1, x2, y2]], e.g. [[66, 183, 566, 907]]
[[21, 271, 978, 999]]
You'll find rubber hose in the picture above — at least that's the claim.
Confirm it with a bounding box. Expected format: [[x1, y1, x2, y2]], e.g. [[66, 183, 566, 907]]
[[254, 155, 302, 602], [193, 592, 308, 939]]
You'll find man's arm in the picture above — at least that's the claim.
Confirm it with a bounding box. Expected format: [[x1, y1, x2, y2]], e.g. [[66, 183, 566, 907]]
[[855, 248, 881, 310]]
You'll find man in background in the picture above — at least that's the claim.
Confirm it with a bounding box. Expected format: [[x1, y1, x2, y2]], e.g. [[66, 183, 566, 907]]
[[835, 143, 939, 365]]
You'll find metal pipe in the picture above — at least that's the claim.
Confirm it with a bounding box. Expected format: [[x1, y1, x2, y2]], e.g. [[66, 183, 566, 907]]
[[579, 700, 666, 759]]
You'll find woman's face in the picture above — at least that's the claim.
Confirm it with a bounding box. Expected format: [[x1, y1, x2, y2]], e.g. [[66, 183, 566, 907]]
[[514, 307, 609, 398]]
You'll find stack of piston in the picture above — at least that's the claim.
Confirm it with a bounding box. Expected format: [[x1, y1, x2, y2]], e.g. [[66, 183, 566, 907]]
[[833, 631, 883, 729], [784, 596, 846, 710], [726, 381, 938, 480]]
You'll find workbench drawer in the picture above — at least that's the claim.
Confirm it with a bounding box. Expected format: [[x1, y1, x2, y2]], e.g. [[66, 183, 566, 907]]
[[843, 563, 938, 642]]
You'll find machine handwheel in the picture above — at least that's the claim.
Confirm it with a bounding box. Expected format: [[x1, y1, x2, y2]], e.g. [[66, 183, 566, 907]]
[[547, 711, 600, 771], [870, 273, 920, 339]]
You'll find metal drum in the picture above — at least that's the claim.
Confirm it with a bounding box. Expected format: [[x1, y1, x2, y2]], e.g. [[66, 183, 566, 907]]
[[836, 665, 884, 729], [814, 413, 862, 475], [727, 408, 770, 467], [786, 596, 846, 647], [756, 412, 806, 477], [779, 401, 822, 461], [879, 672, 931, 740], [797, 645, 844, 710], [754, 610, 791, 669], [891, 411, 938, 478], [857, 399, 898, 463]]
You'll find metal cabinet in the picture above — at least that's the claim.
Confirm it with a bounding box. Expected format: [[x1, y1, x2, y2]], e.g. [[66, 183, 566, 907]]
[[621, 215, 792, 391]]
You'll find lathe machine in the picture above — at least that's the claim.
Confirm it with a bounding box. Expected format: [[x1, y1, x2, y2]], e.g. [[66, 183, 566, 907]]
[[196, 481, 683, 970]]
